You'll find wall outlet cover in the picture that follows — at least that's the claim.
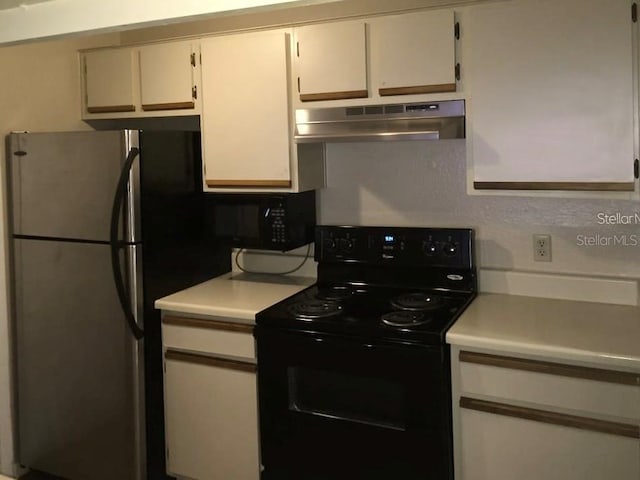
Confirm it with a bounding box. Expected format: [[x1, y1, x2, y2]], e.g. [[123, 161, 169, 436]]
[[533, 234, 552, 262]]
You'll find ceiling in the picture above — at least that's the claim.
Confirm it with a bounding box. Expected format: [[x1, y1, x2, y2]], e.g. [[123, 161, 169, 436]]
[[0, 0, 336, 45], [0, 0, 54, 10]]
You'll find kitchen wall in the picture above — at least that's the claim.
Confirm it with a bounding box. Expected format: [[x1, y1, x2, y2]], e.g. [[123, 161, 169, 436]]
[[0, 32, 120, 476], [319, 140, 640, 279]]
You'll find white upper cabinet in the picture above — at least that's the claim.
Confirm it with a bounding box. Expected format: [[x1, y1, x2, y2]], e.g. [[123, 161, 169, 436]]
[[200, 30, 293, 189], [81, 40, 200, 119], [294, 20, 368, 102], [84, 48, 136, 114], [370, 9, 457, 96], [138, 41, 197, 112], [465, 0, 636, 192]]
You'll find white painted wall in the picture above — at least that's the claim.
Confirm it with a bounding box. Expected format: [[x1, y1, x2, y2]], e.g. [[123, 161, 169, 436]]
[[0, 32, 120, 477]]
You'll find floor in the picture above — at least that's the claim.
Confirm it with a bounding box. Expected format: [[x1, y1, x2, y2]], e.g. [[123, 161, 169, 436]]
[[19, 472, 63, 480]]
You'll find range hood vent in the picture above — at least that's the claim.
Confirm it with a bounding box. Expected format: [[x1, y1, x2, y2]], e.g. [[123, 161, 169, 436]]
[[294, 100, 465, 143]]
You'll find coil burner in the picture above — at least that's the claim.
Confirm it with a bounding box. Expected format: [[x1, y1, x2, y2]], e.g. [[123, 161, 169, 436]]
[[287, 300, 343, 320], [381, 310, 429, 327], [390, 292, 443, 311], [315, 285, 354, 302]]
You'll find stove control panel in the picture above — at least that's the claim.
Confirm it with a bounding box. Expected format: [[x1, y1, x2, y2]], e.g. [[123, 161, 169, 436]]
[[315, 225, 474, 268]]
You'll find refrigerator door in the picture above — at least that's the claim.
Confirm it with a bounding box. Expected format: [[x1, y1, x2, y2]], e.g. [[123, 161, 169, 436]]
[[13, 238, 144, 480], [9, 131, 128, 241]]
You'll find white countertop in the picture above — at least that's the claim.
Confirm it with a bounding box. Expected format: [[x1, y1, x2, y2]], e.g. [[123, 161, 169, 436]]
[[447, 293, 640, 371], [155, 272, 315, 321]]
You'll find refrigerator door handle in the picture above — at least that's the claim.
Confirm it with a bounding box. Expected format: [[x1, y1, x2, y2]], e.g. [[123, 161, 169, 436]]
[[110, 147, 144, 340]]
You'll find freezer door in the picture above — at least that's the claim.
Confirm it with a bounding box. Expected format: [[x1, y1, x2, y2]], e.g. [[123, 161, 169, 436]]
[[13, 238, 144, 480], [9, 131, 129, 241]]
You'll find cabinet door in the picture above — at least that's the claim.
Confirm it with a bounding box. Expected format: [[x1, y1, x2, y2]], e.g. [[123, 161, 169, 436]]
[[139, 41, 196, 111], [370, 9, 457, 96], [84, 49, 135, 114], [466, 0, 635, 191], [295, 20, 368, 102], [459, 400, 640, 480], [201, 30, 292, 188], [164, 351, 260, 480]]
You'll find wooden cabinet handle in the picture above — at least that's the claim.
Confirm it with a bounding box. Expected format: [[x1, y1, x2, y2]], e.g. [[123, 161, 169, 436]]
[[459, 351, 640, 386], [142, 101, 195, 111], [163, 315, 254, 334], [87, 105, 135, 113], [460, 397, 640, 439], [205, 179, 291, 188], [165, 349, 256, 373], [379, 83, 456, 96], [300, 89, 368, 102], [473, 181, 635, 191]]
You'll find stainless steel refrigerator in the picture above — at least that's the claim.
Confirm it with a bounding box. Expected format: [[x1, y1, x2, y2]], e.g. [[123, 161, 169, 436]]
[[7, 130, 230, 480]]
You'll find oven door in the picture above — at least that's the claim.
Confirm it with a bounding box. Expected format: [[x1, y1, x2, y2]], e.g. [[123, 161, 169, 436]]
[[256, 327, 453, 480]]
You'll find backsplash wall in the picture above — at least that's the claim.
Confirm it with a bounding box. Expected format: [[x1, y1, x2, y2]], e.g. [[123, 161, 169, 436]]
[[318, 140, 640, 279]]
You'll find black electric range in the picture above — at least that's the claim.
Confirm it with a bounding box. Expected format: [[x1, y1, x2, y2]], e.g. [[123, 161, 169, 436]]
[[255, 225, 476, 480], [258, 225, 476, 343]]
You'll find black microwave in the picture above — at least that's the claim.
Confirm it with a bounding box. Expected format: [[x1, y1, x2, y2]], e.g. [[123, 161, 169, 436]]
[[208, 191, 316, 251]]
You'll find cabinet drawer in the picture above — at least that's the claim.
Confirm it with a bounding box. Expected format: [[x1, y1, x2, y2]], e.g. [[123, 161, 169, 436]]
[[164, 352, 259, 480], [162, 315, 255, 359], [460, 406, 640, 480], [459, 351, 640, 421]]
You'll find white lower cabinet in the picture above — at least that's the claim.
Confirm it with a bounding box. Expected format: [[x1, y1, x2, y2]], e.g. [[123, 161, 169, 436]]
[[162, 315, 260, 480], [460, 406, 639, 480], [452, 348, 640, 480]]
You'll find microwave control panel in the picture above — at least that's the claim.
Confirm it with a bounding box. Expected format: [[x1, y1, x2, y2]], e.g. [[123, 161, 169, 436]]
[[268, 206, 287, 244]]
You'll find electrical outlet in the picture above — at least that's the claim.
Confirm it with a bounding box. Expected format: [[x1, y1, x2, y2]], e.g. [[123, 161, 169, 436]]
[[533, 234, 552, 262]]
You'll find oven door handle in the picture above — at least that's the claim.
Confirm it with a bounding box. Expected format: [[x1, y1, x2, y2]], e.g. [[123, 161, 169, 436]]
[[295, 332, 443, 356]]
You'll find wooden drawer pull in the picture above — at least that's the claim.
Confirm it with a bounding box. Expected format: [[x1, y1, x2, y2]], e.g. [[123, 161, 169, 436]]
[[459, 351, 640, 386], [163, 315, 254, 334], [165, 350, 256, 373], [460, 397, 640, 439]]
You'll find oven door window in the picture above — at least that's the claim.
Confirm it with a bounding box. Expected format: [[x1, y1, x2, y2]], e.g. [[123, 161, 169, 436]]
[[288, 366, 406, 430]]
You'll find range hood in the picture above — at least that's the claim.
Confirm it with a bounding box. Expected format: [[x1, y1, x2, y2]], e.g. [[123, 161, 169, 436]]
[[294, 99, 465, 143]]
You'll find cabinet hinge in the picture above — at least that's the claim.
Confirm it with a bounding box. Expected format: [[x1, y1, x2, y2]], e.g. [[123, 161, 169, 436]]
[[634, 159, 639, 178], [455, 63, 461, 81], [199, 53, 202, 65], [190, 52, 196, 67], [633, 3, 638, 22], [454, 22, 460, 40], [296, 41, 299, 57], [297, 76, 301, 93], [192, 85, 198, 100]]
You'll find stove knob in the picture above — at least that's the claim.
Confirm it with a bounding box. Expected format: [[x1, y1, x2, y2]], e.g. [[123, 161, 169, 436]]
[[324, 238, 337, 251], [339, 238, 355, 253], [443, 242, 458, 256], [423, 241, 438, 256]]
